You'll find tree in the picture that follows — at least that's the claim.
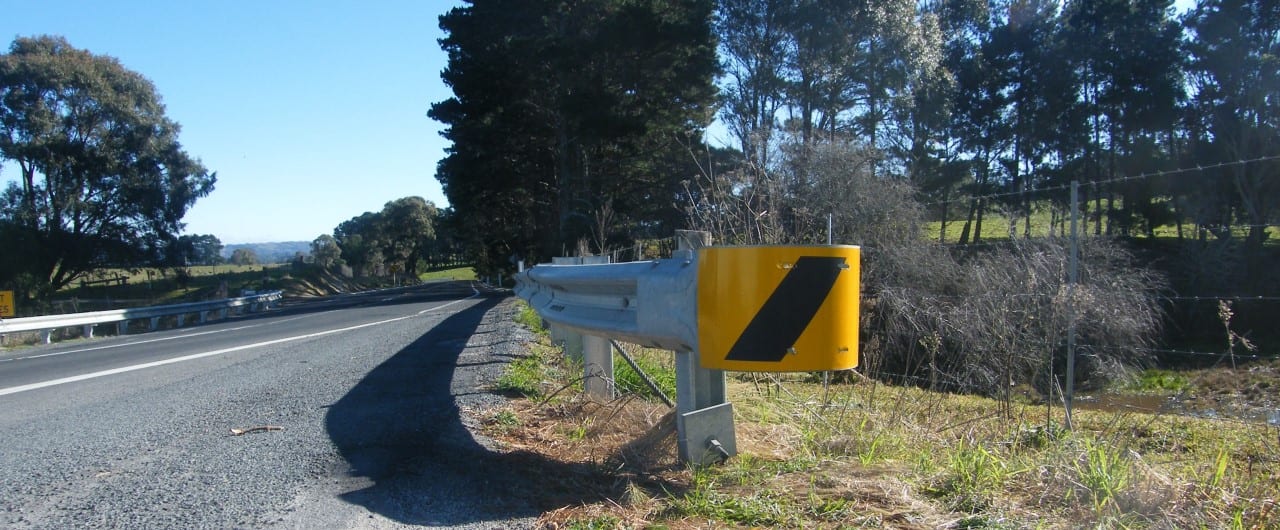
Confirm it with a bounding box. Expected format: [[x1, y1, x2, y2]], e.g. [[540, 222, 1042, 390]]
[[717, 0, 792, 168], [229, 248, 258, 266], [378, 197, 437, 277], [1062, 0, 1182, 235], [1183, 0, 1280, 264], [334, 211, 382, 276], [330, 197, 438, 277], [0, 36, 215, 296], [431, 0, 718, 274], [180, 234, 224, 265], [310, 234, 342, 269]]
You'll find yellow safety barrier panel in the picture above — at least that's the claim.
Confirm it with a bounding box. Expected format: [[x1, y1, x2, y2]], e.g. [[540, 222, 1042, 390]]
[[0, 290, 13, 318], [697, 246, 860, 372]]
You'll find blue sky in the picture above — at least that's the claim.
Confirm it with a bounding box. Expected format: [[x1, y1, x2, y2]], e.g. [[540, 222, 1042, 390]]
[[1, 1, 463, 244]]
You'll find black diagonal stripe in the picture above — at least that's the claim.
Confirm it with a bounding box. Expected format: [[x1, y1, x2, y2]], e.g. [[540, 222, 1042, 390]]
[[725, 256, 846, 362]]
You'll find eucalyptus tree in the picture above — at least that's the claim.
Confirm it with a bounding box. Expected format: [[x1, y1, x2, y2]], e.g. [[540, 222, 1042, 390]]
[[0, 36, 215, 296]]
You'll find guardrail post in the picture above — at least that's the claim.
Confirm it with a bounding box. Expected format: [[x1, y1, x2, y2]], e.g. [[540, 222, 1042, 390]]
[[117, 321, 128, 336], [583, 334, 614, 400], [40, 329, 52, 344], [220, 308, 229, 320], [149, 317, 160, 331], [82, 324, 94, 339], [550, 324, 584, 362], [672, 230, 736, 465], [199, 311, 209, 324], [177, 314, 186, 327]]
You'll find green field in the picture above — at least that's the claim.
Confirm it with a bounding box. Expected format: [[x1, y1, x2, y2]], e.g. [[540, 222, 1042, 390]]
[[50, 264, 477, 312], [927, 204, 1279, 244]]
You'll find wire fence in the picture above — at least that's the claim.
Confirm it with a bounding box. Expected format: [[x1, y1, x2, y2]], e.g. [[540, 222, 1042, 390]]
[[927, 157, 1278, 428]]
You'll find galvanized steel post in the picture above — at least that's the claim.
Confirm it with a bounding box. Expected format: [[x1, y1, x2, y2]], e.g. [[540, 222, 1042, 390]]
[[673, 230, 735, 465]]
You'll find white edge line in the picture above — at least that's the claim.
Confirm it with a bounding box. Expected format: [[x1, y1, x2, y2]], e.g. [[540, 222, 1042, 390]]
[[0, 291, 482, 398]]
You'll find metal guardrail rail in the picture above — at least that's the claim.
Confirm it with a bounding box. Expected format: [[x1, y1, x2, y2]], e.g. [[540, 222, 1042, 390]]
[[515, 254, 699, 353], [0, 291, 283, 344], [515, 231, 861, 464]]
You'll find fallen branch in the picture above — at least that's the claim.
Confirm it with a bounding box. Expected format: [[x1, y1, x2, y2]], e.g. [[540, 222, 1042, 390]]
[[229, 425, 284, 436]]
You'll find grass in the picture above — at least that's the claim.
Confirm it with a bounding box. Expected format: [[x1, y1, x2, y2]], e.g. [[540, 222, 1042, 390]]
[[613, 345, 677, 403], [48, 265, 477, 309], [59, 264, 288, 302], [1128, 369, 1193, 393], [418, 266, 477, 282], [487, 326, 1280, 528], [494, 345, 554, 398], [927, 202, 1280, 244], [514, 302, 547, 336]]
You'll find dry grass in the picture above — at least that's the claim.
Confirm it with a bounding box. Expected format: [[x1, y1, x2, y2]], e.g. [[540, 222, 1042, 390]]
[[482, 333, 1280, 529]]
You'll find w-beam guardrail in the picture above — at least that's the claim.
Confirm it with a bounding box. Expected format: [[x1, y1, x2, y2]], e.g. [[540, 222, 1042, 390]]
[[516, 232, 860, 464], [0, 291, 283, 345]]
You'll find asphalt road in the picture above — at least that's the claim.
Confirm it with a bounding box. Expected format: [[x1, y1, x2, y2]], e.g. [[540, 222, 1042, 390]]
[[0, 281, 545, 529]]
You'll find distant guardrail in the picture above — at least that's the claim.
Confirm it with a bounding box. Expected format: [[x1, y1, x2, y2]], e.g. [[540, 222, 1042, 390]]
[[0, 291, 283, 344]]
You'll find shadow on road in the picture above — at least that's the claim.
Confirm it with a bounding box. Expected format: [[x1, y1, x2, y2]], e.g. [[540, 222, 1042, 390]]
[[324, 293, 616, 526]]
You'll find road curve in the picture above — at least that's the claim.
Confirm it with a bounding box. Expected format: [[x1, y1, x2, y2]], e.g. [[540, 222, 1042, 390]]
[[0, 281, 554, 529]]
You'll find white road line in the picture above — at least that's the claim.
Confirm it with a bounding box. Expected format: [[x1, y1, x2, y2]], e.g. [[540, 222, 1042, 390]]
[[0, 293, 480, 397], [0, 321, 290, 363]]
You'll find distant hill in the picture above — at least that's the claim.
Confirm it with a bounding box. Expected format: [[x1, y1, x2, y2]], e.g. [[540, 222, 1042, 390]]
[[221, 241, 310, 264]]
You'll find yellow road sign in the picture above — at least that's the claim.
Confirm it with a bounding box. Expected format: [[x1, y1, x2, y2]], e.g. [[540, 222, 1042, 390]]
[[697, 246, 860, 372], [0, 290, 14, 317]]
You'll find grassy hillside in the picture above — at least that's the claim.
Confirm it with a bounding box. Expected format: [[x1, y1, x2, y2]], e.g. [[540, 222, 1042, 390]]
[[51, 265, 477, 311]]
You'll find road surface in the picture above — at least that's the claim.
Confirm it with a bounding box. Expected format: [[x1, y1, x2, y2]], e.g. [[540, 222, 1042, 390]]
[[0, 281, 546, 529]]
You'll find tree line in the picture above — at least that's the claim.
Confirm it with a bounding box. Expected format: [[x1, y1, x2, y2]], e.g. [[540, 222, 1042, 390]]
[[433, 0, 1277, 278], [312, 196, 458, 279], [717, 0, 1275, 250]]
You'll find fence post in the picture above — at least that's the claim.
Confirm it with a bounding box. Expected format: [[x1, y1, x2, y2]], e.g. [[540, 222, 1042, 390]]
[[673, 230, 735, 464], [1066, 181, 1080, 430]]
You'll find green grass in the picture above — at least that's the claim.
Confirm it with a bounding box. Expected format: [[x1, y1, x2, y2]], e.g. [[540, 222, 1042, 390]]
[[514, 301, 546, 335], [494, 347, 551, 398], [418, 266, 476, 282], [1128, 369, 1193, 393], [927, 202, 1280, 244], [57, 264, 291, 305], [613, 347, 677, 402]]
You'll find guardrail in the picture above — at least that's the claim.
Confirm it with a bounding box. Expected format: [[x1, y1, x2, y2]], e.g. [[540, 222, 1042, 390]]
[[0, 291, 283, 345], [516, 231, 861, 464]]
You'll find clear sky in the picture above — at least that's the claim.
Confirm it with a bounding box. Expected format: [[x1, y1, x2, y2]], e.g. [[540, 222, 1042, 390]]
[[1, 1, 463, 244]]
